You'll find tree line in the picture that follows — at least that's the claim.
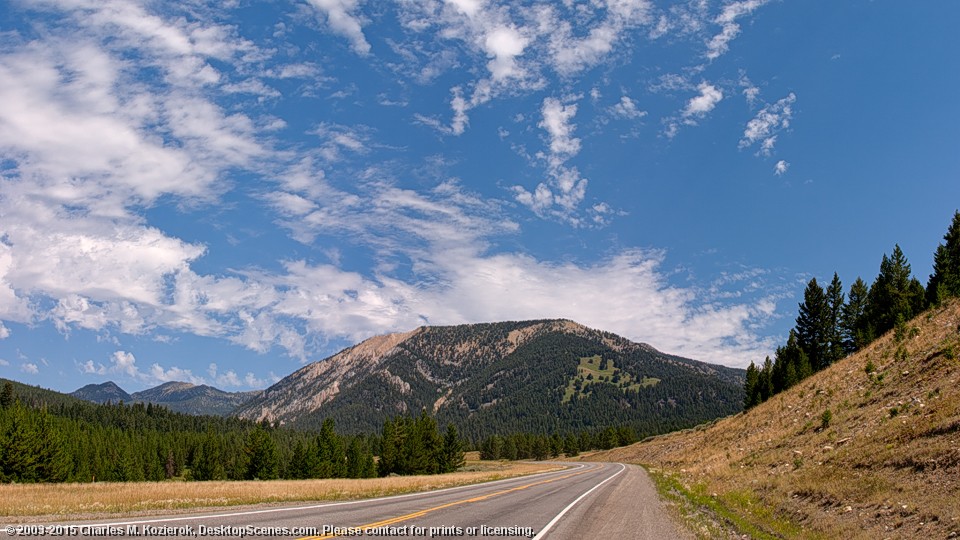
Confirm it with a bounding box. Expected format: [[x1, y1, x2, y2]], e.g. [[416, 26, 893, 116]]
[[477, 425, 638, 461], [745, 210, 960, 407], [0, 383, 465, 484]]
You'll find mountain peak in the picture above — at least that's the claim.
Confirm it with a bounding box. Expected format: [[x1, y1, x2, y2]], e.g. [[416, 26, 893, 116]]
[[235, 319, 744, 436]]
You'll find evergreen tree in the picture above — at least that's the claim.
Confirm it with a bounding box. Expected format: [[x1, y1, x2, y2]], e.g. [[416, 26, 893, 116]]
[[743, 361, 760, 409], [563, 433, 579, 457], [288, 440, 312, 479], [317, 418, 346, 478], [192, 430, 226, 481], [757, 357, 774, 402], [244, 426, 279, 480], [866, 245, 925, 336], [0, 403, 38, 482], [796, 278, 830, 371], [0, 382, 13, 409], [842, 277, 871, 353], [439, 424, 465, 473], [927, 210, 960, 304], [33, 410, 71, 482], [825, 273, 846, 365]]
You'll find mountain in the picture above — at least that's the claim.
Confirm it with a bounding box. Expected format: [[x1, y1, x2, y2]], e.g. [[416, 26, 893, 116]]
[[588, 299, 960, 539], [71, 381, 133, 404], [130, 381, 260, 416], [235, 319, 746, 439], [131, 381, 260, 416], [70, 380, 259, 416]]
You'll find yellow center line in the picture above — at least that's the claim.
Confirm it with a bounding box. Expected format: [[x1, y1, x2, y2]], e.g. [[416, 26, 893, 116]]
[[298, 468, 592, 540]]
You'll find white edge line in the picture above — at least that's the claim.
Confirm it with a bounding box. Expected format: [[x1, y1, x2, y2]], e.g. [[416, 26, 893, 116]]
[[12, 463, 589, 530], [531, 463, 626, 540]]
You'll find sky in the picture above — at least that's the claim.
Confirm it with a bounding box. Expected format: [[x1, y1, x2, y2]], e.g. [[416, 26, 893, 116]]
[[1, 0, 959, 393]]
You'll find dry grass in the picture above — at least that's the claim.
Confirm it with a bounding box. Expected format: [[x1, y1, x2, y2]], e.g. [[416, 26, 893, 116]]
[[588, 300, 960, 539], [2, 461, 557, 521]]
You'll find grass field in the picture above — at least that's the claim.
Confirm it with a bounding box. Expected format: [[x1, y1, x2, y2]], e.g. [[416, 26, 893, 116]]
[[1, 461, 558, 521], [562, 355, 659, 402]]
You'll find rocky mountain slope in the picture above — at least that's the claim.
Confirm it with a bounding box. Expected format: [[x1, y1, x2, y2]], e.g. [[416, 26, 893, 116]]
[[588, 300, 960, 539], [234, 319, 745, 439]]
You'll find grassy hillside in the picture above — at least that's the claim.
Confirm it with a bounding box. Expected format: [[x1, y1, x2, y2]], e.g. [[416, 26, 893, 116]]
[[588, 299, 960, 539]]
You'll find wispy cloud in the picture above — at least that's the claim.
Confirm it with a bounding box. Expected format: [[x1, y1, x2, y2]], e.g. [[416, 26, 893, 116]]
[[740, 93, 796, 155], [307, 0, 372, 56], [611, 95, 648, 119], [706, 0, 770, 60], [774, 160, 789, 175]]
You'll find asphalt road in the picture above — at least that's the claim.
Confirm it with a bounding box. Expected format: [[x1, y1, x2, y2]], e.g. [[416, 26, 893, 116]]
[[4, 463, 689, 540]]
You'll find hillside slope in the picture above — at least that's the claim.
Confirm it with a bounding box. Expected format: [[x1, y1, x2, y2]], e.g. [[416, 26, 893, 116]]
[[589, 300, 960, 539], [235, 319, 745, 439]]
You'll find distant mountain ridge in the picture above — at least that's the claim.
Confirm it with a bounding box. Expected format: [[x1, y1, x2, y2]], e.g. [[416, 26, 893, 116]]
[[235, 319, 746, 439], [71, 381, 133, 404], [70, 380, 260, 417]]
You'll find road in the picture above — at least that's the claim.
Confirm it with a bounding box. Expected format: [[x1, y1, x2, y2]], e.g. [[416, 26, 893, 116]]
[[4, 463, 690, 540]]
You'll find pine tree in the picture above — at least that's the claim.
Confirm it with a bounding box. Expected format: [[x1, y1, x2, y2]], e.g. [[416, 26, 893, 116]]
[[842, 277, 871, 352], [0, 382, 14, 409], [866, 245, 925, 336], [825, 273, 846, 365], [796, 278, 830, 371], [0, 403, 38, 482], [244, 426, 279, 480], [33, 410, 71, 482], [439, 424, 465, 473], [743, 362, 760, 409], [927, 210, 960, 304]]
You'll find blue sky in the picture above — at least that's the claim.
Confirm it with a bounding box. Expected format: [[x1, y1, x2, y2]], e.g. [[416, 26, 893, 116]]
[[1, 0, 958, 393]]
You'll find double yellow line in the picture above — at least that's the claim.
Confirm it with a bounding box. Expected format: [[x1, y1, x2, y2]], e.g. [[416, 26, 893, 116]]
[[299, 468, 590, 540]]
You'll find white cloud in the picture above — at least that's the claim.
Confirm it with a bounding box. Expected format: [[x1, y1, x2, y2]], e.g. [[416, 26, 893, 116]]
[[539, 97, 581, 160], [21, 362, 40, 374], [611, 95, 647, 119], [307, 0, 372, 56], [740, 93, 796, 155], [484, 26, 530, 81], [0, 359, 9, 367], [774, 160, 789, 176], [0, 322, 9, 340], [683, 82, 724, 118], [706, 0, 770, 60], [512, 97, 595, 224]]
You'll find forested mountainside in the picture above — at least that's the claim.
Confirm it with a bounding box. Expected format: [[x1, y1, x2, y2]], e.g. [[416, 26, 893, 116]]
[[236, 319, 745, 440]]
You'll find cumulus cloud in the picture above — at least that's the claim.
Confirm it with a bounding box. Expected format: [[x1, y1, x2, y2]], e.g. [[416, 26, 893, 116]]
[[539, 98, 581, 161], [307, 0, 372, 55], [683, 82, 724, 118], [774, 160, 789, 175], [21, 363, 39, 374], [740, 93, 796, 155]]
